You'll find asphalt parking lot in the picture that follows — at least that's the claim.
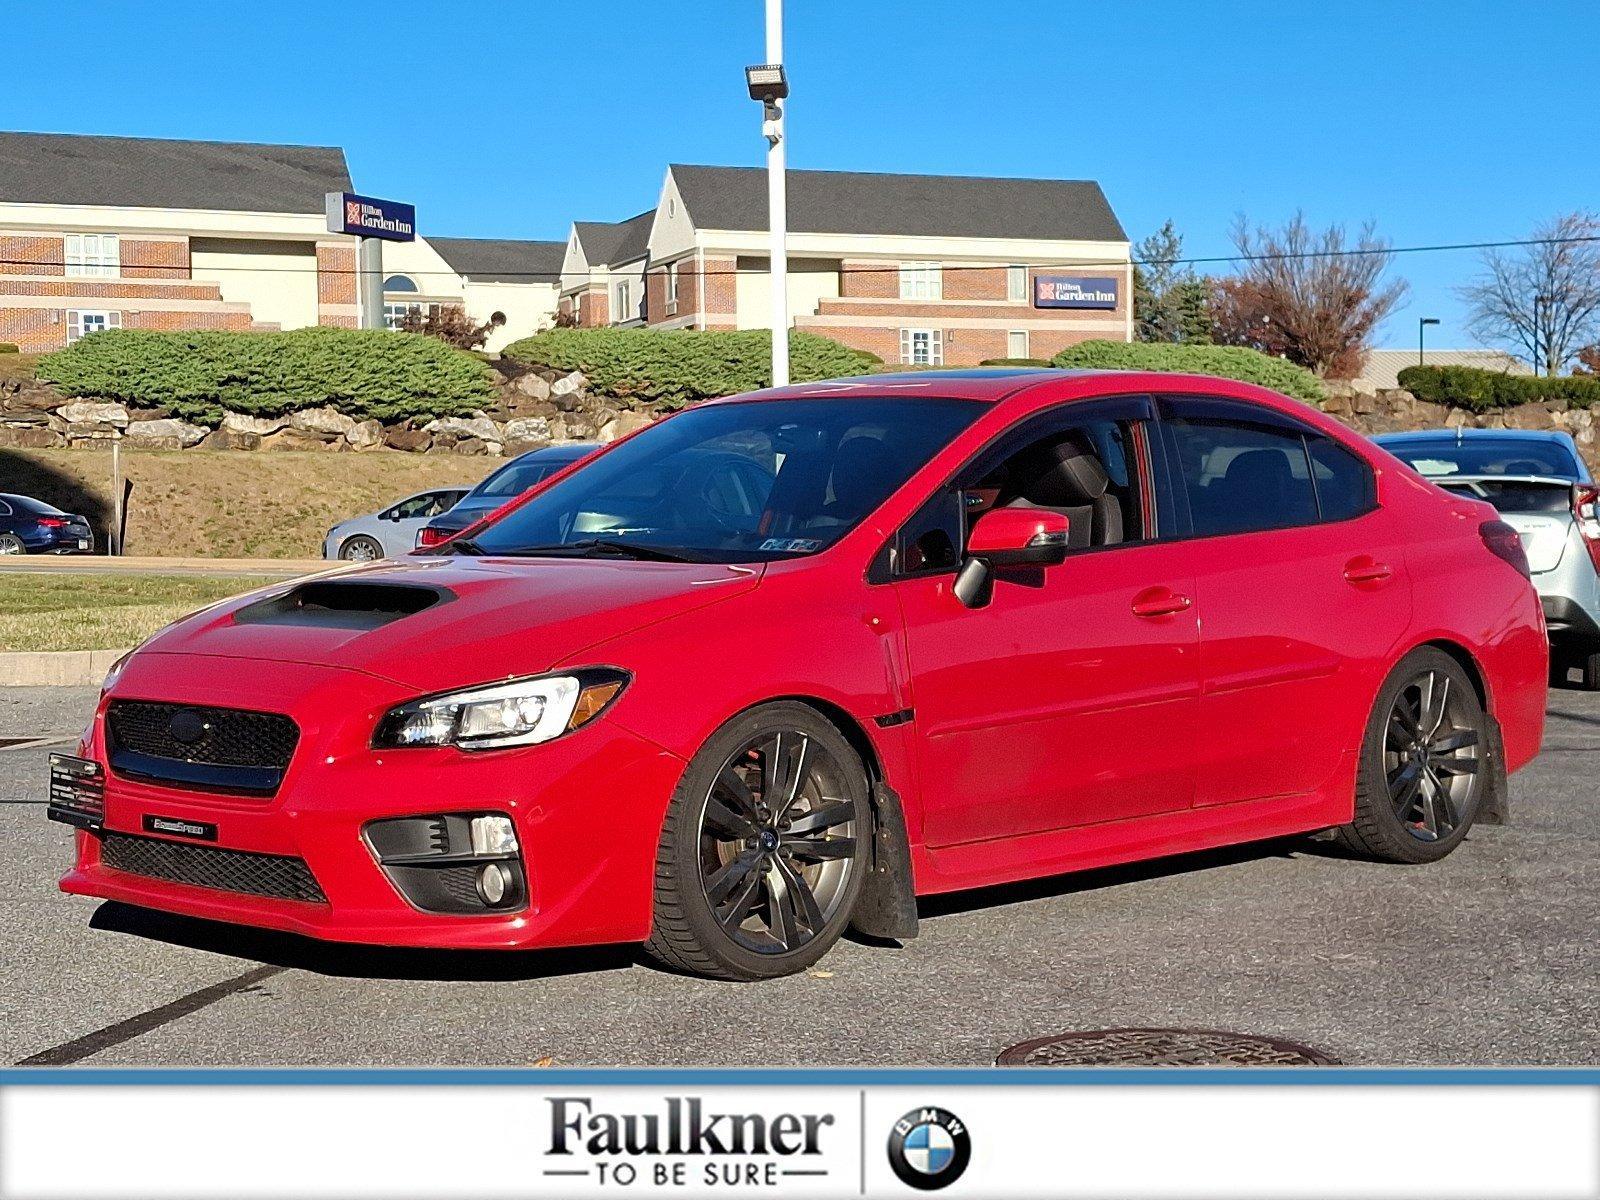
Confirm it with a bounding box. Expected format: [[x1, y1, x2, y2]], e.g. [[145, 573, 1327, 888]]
[[3, 683, 1597, 1069]]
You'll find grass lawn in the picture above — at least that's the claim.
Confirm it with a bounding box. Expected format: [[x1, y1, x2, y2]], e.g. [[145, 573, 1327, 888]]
[[0, 574, 278, 653]]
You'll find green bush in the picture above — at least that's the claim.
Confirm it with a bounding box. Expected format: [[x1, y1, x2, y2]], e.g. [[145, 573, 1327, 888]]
[[37, 328, 497, 426], [501, 328, 878, 407], [0, 343, 18, 354], [1396, 365, 1600, 413], [977, 357, 1051, 367], [1050, 339, 1324, 405]]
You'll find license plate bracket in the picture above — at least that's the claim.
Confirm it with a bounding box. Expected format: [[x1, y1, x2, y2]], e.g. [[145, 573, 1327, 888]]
[[48, 753, 105, 830]]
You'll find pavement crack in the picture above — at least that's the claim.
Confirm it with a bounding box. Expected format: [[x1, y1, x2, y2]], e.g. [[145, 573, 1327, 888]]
[[15, 965, 285, 1066]]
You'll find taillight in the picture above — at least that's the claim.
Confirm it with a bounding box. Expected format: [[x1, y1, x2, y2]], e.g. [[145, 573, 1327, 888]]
[[417, 526, 449, 548], [35, 516, 66, 529], [1572, 483, 1600, 572], [1479, 519, 1531, 578]]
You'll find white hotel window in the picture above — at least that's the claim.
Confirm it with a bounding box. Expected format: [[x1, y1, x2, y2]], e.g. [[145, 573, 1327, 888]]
[[614, 280, 631, 321], [1007, 265, 1028, 302], [1007, 330, 1030, 359], [898, 261, 942, 301], [65, 234, 120, 278], [664, 262, 679, 314], [67, 310, 121, 342], [900, 328, 943, 366]]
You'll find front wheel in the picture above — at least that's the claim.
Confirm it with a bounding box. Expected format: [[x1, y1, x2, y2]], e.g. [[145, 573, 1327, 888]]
[[644, 703, 869, 981], [338, 535, 383, 562], [1335, 648, 1493, 864]]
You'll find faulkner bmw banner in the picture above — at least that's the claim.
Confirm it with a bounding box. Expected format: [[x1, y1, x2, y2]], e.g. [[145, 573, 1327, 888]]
[[1, 1069, 1597, 1198]]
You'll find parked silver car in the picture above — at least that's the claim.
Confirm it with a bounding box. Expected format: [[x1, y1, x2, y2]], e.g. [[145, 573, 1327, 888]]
[[322, 487, 470, 561], [1376, 428, 1600, 688]]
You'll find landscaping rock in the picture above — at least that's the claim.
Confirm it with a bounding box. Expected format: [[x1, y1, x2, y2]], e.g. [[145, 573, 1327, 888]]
[[384, 426, 432, 453], [425, 415, 501, 443], [262, 427, 340, 452], [0, 425, 64, 448], [222, 411, 289, 436], [200, 427, 261, 451], [452, 437, 490, 456], [124, 418, 208, 449], [599, 411, 654, 442], [57, 400, 129, 427], [345, 419, 386, 450], [289, 406, 356, 436], [501, 417, 551, 444], [515, 373, 552, 401], [503, 438, 551, 457]]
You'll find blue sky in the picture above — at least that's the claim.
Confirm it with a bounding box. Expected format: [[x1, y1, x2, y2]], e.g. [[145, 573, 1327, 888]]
[[9, 1, 1597, 349]]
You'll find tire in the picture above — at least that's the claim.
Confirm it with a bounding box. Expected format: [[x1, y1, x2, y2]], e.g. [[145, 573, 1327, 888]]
[[338, 535, 384, 562], [0, 533, 26, 555], [1579, 650, 1600, 692], [1334, 648, 1494, 864], [644, 702, 871, 981]]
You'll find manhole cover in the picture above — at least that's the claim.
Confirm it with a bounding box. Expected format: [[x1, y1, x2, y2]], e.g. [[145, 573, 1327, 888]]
[[997, 1028, 1338, 1067]]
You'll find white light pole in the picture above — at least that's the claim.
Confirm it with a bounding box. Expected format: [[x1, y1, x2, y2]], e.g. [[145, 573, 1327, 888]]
[[746, 2, 790, 387]]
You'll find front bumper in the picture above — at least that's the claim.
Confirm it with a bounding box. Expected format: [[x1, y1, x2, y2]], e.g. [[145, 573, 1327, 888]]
[[60, 654, 685, 950]]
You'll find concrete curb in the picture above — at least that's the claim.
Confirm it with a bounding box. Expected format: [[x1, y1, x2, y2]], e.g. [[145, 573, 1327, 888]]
[[0, 648, 129, 687]]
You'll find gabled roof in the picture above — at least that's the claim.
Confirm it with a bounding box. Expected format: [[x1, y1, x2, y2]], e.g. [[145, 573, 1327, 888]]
[[0, 131, 351, 214], [572, 210, 654, 266], [668, 165, 1127, 243], [428, 236, 565, 284]]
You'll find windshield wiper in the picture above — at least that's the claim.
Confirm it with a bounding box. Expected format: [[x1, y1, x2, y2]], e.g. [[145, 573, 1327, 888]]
[[428, 537, 484, 556], [492, 539, 701, 563]]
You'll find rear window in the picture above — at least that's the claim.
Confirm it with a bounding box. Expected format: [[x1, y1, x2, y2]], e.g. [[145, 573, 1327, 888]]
[[1438, 479, 1574, 514], [1384, 437, 1580, 480], [2, 495, 62, 516], [472, 462, 557, 499]]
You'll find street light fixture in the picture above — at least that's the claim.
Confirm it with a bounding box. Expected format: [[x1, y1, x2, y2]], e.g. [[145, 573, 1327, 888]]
[[1418, 317, 1439, 367], [746, 0, 789, 387]]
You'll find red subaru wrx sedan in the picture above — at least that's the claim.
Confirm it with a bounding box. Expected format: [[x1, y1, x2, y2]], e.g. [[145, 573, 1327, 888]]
[[55, 369, 1548, 981]]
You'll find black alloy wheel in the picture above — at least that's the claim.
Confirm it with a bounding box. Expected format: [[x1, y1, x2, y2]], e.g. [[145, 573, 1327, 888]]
[[1336, 647, 1492, 863], [646, 703, 870, 980]]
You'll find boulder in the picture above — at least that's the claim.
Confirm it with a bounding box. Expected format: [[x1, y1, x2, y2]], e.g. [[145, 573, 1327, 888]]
[[2, 383, 63, 413], [222, 411, 289, 436], [0, 425, 64, 448], [384, 426, 432, 452], [599, 411, 654, 443], [289, 406, 356, 436], [560, 414, 600, 440], [550, 370, 587, 399], [515, 373, 552, 401], [452, 437, 490, 456], [503, 438, 552, 457], [201, 427, 261, 451], [501, 416, 551, 443], [64, 422, 120, 442], [262, 427, 340, 452], [124, 418, 208, 449], [345, 419, 386, 450], [57, 400, 128, 427], [1502, 401, 1561, 431], [424, 415, 501, 443]]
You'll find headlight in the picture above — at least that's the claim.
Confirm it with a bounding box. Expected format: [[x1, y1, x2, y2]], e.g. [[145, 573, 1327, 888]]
[[372, 669, 628, 751]]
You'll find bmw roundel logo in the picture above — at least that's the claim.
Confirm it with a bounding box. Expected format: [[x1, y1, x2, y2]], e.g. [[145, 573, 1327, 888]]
[[887, 1107, 970, 1191]]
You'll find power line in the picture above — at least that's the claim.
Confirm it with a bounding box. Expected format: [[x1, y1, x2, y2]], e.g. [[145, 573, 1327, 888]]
[[0, 232, 1596, 280]]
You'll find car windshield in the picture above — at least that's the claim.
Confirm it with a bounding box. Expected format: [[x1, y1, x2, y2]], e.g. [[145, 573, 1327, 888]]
[[1383, 437, 1581, 480], [462, 397, 985, 563]]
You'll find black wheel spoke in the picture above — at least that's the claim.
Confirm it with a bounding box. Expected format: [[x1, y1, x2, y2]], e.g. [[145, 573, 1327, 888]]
[[774, 854, 825, 932], [704, 794, 757, 840], [1431, 756, 1479, 777], [716, 870, 763, 931], [775, 735, 812, 820], [767, 864, 802, 950], [1431, 729, 1479, 753], [759, 733, 783, 805], [1388, 759, 1422, 793], [1392, 769, 1423, 820], [705, 851, 762, 907], [1427, 769, 1457, 833], [715, 766, 760, 817], [784, 836, 856, 862], [787, 801, 854, 836]]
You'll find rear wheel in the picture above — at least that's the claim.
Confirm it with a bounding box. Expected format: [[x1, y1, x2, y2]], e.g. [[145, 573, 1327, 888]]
[[0, 533, 25, 555], [1579, 650, 1600, 692], [1335, 648, 1492, 864], [338, 535, 383, 562], [644, 703, 869, 981]]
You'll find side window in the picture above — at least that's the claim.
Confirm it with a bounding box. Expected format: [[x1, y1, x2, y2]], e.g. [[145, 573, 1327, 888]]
[[1308, 437, 1377, 522], [1164, 417, 1317, 537], [894, 490, 965, 577], [969, 418, 1143, 551]]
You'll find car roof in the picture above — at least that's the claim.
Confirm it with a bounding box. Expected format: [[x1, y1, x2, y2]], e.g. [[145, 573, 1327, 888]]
[[1374, 428, 1573, 445], [500, 441, 600, 464], [734, 367, 1120, 403]]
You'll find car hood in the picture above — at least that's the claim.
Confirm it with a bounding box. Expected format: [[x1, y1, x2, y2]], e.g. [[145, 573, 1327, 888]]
[[135, 555, 764, 692]]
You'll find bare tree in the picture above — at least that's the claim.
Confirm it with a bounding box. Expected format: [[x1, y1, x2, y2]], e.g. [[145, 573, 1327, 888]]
[[1210, 213, 1408, 378], [1459, 212, 1600, 376]]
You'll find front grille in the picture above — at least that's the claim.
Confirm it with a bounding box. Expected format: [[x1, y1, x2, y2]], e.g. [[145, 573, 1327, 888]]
[[105, 701, 299, 795], [101, 832, 326, 903]]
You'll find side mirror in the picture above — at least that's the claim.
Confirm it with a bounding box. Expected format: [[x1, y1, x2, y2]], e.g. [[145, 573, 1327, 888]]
[[954, 509, 1071, 608]]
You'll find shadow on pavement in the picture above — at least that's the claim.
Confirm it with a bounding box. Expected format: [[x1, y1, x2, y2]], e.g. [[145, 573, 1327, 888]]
[[89, 901, 636, 983]]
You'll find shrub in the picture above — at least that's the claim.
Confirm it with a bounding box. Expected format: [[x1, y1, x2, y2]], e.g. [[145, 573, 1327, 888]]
[[1050, 339, 1325, 404], [1396, 364, 1600, 413], [501, 328, 878, 407], [37, 327, 496, 425], [0, 342, 18, 354], [977, 357, 1050, 367]]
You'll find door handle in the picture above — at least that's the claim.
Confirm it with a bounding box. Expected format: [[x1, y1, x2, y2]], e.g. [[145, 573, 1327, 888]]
[[1343, 556, 1393, 585], [1131, 586, 1193, 618]]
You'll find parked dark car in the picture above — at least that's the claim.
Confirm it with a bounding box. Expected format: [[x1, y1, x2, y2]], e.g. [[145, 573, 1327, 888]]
[[417, 443, 598, 548], [0, 493, 94, 555]]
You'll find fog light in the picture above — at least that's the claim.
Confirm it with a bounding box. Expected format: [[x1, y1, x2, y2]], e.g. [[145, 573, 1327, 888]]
[[470, 815, 518, 857], [476, 862, 513, 906]]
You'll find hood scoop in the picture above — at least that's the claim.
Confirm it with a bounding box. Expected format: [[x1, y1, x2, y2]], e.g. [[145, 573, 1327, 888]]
[[234, 580, 453, 632]]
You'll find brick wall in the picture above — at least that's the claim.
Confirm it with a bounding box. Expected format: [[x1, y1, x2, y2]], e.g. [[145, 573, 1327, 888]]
[[0, 309, 56, 350], [0, 235, 63, 277], [123, 239, 189, 280], [316, 245, 357, 307]]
